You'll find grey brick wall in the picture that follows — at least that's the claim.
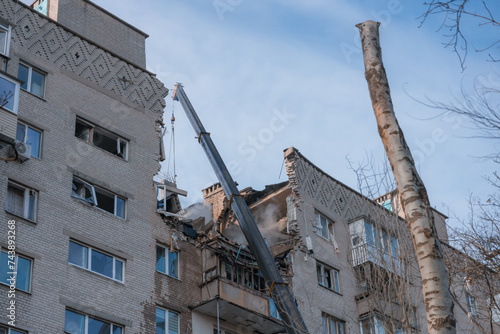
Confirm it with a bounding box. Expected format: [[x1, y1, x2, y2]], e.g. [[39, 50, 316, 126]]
[[0, 1, 169, 333]]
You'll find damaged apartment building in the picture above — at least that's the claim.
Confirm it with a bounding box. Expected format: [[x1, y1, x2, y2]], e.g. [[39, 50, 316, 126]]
[[0, 1, 496, 334], [0, 0, 177, 333], [160, 147, 497, 334]]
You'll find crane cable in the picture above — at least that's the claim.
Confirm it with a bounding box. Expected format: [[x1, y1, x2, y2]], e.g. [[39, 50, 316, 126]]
[[167, 98, 177, 185]]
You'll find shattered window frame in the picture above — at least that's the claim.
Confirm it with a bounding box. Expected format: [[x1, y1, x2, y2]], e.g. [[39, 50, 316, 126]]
[[315, 211, 334, 240], [316, 261, 340, 293], [71, 176, 126, 218], [75, 117, 129, 160], [219, 259, 266, 293]]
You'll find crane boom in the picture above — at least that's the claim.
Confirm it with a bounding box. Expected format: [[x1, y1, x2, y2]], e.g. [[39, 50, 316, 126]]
[[172, 83, 309, 334]]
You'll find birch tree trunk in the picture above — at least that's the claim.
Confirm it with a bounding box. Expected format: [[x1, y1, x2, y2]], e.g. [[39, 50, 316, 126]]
[[356, 20, 456, 333]]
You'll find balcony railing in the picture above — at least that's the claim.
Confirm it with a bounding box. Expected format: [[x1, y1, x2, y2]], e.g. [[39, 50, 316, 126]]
[[350, 243, 403, 276]]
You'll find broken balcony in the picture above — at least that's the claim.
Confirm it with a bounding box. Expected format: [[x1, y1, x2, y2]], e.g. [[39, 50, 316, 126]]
[[195, 238, 285, 334]]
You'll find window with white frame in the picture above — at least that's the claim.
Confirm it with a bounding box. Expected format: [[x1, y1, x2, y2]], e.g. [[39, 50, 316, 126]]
[[316, 212, 333, 240], [156, 244, 179, 279], [156, 307, 179, 334], [18, 63, 45, 98], [64, 309, 123, 334], [0, 72, 20, 114], [68, 240, 124, 282], [316, 262, 340, 293], [16, 121, 42, 158], [75, 118, 128, 160], [322, 313, 345, 334], [0, 325, 26, 334], [466, 292, 478, 316], [0, 250, 32, 292], [350, 220, 399, 257], [71, 176, 126, 218], [0, 22, 11, 56], [6, 181, 37, 221]]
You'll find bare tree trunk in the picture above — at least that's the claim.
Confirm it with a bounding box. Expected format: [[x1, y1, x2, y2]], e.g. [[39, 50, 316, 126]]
[[356, 20, 456, 333]]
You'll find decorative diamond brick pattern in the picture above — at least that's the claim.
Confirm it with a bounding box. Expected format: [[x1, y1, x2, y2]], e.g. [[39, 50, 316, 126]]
[[285, 148, 381, 221], [1, 1, 168, 113]]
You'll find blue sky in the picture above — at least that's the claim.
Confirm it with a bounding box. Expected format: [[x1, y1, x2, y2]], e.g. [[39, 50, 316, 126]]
[[45, 1, 500, 226]]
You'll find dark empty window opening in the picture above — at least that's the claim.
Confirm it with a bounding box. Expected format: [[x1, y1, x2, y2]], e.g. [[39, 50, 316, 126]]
[[75, 118, 128, 159]]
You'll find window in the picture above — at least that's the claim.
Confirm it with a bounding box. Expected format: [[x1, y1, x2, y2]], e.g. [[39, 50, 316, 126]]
[[75, 118, 128, 159], [68, 240, 124, 282], [0, 250, 32, 292], [71, 176, 126, 218], [155, 184, 181, 213], [0, 22, 11, 56], [64, 309, 123, 334], [6, 181, 37, 221], [16, 121, 42, 158], [316, 262, 340, 293], [316, 212, 333, 240], [18, 63, 45, 98], [466, 292, 478, 316], [156, 245, 178, 279], [322, 314, 345, 334], [0, 72, 20, 114], [218, 259, 266, 293], [0, 325, 26, 334], [156, 307, 179, 334], [352, 220, 399, 256]]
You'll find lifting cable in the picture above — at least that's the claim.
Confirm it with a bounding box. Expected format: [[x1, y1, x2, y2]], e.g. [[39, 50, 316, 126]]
[[166, 97, 177, 184]]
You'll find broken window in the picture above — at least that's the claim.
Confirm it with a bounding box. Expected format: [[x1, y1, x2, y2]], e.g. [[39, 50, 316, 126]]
[[6, 181, 37, 221], [317, 262, 340, 293], [71, 176, 126, 218], [220, 259, 265, 293], [75, 118, 129, 159], [316, 212, 334, 240], [155, 184, 181, 213], [72, 177, 97, 205]]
